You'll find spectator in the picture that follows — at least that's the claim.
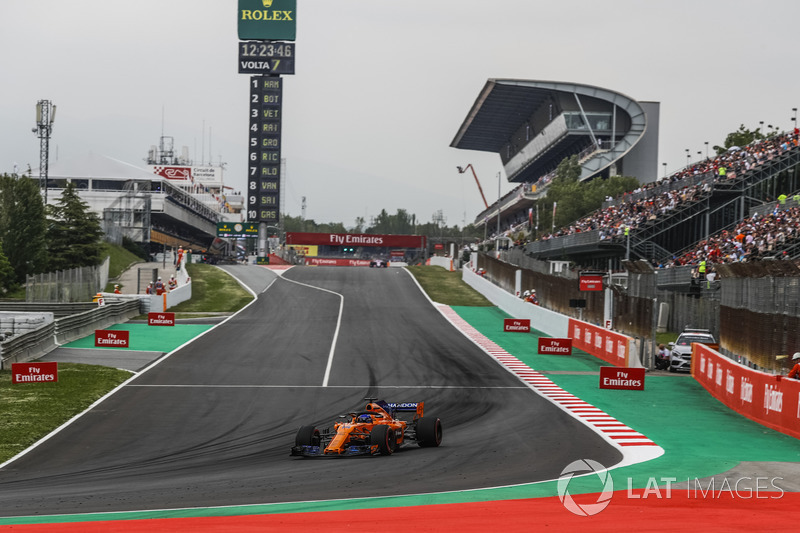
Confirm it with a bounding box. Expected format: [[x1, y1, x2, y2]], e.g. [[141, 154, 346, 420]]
[[788, 353, 800, 379], [656, 344, 670, 370]]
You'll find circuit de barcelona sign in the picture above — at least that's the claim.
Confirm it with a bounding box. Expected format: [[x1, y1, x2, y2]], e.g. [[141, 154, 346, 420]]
[[238, 0, 297, 41]]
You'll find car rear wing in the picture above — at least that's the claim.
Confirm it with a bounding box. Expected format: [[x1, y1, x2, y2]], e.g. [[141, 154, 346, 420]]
[[385, 401, 424, 418]]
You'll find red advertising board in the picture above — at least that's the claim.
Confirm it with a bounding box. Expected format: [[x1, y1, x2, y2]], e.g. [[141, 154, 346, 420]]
[[538, 338, 572, 355], [579, 274, 604, 291], [286, 232, 426, 248], [599, 366, 645, 390], [148, 312, 175, 326], [95, 329, 130, 348], [12, 362, 58, 384], [569, 318, 629, 367], [693, 344, 800, 440], [304, 258, 371, 267], [503, 318, 530, 333]]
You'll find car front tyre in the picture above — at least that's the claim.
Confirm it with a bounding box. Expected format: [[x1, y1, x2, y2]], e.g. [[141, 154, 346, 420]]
[[296, 425, 321, 447], [370, 425, 395, 455]]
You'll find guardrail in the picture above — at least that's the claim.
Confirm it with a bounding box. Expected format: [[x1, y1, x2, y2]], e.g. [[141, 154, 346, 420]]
[[0, 299, 142, 369], [0, 302, 98, 318]]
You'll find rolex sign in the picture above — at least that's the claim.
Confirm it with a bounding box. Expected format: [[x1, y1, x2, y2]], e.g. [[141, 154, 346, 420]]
[[238, 0, 297, 41]]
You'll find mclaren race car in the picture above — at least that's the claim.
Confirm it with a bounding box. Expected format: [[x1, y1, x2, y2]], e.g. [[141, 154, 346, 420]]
[[291, 398, 442, 457]]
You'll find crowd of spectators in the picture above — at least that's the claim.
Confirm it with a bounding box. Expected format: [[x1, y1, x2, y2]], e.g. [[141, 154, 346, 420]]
[[477, 129, 800, 262], [660, 205, 800, 268], [535, 129, 800, 244], [538, 182, 708, 241]]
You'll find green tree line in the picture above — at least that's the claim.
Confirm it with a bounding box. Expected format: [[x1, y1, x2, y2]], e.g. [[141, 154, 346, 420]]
[[0, 175, 104, 295], [528, 155, 640, 240], [281, 208, 485, 241]]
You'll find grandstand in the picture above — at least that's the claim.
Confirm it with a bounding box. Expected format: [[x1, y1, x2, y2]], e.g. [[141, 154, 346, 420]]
[[451, 79, 659, 238], [29, 153, 241, 254], [525, 130, 800, 268], [452, 78, 800, 271]]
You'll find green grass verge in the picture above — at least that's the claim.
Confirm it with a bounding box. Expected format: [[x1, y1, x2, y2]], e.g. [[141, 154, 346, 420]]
[[406, 265, 493, 306], [0, 364, 131, 462], [168, 263, 253, 314], [103, 242, 144, 292]]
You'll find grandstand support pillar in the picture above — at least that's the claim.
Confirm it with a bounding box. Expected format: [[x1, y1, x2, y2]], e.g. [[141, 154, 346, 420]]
[[611, 104, 617, 149], [573, 93, 598, 147], [651, 295, 658, 369], [626, 232, 630, 260], [604, 259, 613, 330], [258, 222, 268, 256], [496, 172, 501, 237]]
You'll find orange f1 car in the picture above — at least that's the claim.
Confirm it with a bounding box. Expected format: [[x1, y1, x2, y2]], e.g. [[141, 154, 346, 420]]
[[291, 398, 442, 457]]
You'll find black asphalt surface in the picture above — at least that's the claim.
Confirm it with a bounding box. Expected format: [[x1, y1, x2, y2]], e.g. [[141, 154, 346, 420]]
[[0, 266, 621, 517]]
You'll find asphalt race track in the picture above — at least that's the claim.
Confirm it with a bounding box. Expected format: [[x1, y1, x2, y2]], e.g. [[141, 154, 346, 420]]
[[0, 266, 621, 518]]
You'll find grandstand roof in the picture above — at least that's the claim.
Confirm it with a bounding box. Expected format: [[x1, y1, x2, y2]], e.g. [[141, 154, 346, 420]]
[[37, 153, 160, 180], [451, 80, 553, 153], [451, 79, 657, 185]]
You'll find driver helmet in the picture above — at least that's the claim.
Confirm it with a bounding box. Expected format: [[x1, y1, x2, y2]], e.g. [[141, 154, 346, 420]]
[[793, 352, 800, 361], [523, 290, 530, 297], [357, 414, 372, 423]]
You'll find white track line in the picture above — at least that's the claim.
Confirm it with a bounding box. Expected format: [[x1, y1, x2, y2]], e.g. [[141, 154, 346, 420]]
[[267, 270, 343, 387]]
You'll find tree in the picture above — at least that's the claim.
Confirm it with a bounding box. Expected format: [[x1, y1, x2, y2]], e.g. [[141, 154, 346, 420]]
[[0, 175, 48, 282], [544, 155, 584, 230], [368, 209, 415, 235], [531, 154, 640, 238], [0, 240, 16, 294], [713, 124, 764, 155], [46, 182, 104, 271]]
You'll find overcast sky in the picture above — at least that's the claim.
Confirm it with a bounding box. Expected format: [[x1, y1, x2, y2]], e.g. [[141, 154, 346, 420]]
[[2, 0, 799, 229]]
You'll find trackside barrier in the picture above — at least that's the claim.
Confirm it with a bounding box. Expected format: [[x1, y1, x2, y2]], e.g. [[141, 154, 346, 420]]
[[144, 254, 192, 312], [462, 266, 568, 337], [693, 343, 800, 440], [569, 318, 640, 368], [462, 267, 638, 367], [428, 256, 455, 271], [0, 300, 141, 369], [145, 282, 191, 313]]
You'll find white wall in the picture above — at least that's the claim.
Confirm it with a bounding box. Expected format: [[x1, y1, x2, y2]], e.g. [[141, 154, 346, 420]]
[[429, 256, 454, 271], [462, 266, 569, 337]]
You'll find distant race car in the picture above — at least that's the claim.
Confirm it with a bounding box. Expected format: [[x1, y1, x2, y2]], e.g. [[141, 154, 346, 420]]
[[291, 398, 442, 457], [369, 259, 388, 268]]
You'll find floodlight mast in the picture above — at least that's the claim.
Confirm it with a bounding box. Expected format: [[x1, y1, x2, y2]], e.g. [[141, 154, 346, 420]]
[[457, 163, 489, 210], [33, 100, 56, 203]]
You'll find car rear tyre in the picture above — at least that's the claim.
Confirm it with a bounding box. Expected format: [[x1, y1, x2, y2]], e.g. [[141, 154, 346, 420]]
[[295, 425, 321, 447], [370, 424, 395, 455], [416, 417, 442, 447]]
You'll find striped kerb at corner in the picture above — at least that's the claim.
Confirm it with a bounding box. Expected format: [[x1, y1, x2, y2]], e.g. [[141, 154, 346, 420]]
[[437, 305, 658, 448]]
